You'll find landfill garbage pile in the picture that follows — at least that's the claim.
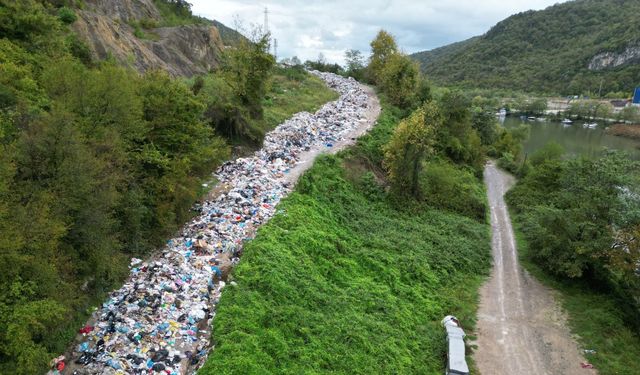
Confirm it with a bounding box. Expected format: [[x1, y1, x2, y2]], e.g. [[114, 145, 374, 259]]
[[54, 72, 370, 375]]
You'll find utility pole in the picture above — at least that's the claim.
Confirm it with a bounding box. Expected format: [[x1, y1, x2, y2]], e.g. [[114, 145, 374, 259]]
[[274, 38, 278, 61], [263, 7, 269, 35]]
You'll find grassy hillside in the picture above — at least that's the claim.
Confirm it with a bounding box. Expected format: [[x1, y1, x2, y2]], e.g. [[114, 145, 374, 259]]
[[199, 106, 492, 374], [263, 67, 339, 130], [412, 0, 640, 95]]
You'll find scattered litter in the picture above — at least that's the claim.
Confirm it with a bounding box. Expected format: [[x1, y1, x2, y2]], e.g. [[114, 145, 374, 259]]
[[46, 355, 65, 375], [57, 72, 371, 374], [583, 349, 597, 355], [581, 362, 594, 369]]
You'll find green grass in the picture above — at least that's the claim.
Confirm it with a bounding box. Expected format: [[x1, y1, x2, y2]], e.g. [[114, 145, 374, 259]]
[[199, 105, 491, 374], [511, 215, 640, 375], [263, 69, 339, 131]]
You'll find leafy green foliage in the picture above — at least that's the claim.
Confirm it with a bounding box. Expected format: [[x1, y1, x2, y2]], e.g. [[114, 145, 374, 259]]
[[617, 106, 640, 124], [344, 49, 366, 81], [304, 54, 344, 75], [491, 124, 530, 175], [368, 30, 398, 85], [212, 20, 246, 47], [507, 150, 640, 332], [379, 53, 421, 109], [152, 0, 210, 27], [383, 102, 438, 197], [514, 215, 640, 375], [420, 160, 487, 220], [471, 107, 499, 145], [368, 30, 430, 110], [435, 90, 485, 172], [201, 34, 275, 143], [0, 2, 339, 369], [411, 0, 640, 95], [57, 6, 76, 24], [200, 104, 491, 374]]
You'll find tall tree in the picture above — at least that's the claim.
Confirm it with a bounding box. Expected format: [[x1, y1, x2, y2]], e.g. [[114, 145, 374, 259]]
[[383, 102, 440, 197], [368, 30, 398, 84]]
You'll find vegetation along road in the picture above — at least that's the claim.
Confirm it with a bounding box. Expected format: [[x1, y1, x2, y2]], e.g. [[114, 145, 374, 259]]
[[475, 161, 597, 375]]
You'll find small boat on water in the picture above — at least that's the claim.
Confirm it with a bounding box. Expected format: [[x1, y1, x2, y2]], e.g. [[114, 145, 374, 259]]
[[562, 118, 573, 124], [527, 116, 536, 121], [583, 122, 597, 129]]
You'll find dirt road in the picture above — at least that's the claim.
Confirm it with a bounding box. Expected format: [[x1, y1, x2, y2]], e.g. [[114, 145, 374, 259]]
[[474, 161, 596, 375]]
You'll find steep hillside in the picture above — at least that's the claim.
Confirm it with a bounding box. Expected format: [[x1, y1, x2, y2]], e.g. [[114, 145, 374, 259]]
[[412, 0, 640, 95], [212, 20, 246, 46], [72, 0, 229, 76]]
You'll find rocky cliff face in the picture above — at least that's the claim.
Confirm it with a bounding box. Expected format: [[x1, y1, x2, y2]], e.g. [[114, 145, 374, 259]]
[[588, 45, 640, 71], [73, 0, 224, 76]]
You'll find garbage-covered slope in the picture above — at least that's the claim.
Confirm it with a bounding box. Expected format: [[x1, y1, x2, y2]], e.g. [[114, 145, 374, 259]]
[[411, 0, 640, 94], [72, 0, 226, 76], [59, 73, 380, 374]]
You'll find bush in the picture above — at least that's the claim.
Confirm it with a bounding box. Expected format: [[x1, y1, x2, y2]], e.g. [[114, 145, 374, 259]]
[[420, 160, 486, 220], [57, 7, 77, 24]]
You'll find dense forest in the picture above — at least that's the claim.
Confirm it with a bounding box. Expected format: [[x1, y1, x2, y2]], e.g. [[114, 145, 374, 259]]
[[411, 0, 640, 95]]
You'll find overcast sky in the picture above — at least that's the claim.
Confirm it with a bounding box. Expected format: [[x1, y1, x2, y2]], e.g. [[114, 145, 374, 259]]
[[190, 0, 568, 64]]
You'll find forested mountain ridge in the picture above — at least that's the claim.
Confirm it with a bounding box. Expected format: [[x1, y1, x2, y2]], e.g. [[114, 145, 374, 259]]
[[411, 0, 640, 95]]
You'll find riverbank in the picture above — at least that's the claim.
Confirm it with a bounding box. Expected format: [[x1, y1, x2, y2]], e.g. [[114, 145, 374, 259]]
[[605, 123, 640, 143]]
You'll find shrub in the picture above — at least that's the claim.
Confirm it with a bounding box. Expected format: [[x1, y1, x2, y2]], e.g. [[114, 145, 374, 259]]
[[57, 7, 77, 24], [420, 160, 486, 220]]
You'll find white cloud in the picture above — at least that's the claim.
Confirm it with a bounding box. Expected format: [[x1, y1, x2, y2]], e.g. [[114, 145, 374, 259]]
[[189, 0, 569, 65]]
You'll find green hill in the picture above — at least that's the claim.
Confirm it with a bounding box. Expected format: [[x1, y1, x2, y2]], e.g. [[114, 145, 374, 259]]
[[212, 20, 246, 46], [411, 0, 640, 95]]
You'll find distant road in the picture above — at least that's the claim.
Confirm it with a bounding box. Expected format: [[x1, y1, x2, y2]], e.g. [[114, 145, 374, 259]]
[[474, 162, 597, 375]]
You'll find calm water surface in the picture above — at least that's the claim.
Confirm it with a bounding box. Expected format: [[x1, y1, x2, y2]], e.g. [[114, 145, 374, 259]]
[[502, 117, 640, 159]]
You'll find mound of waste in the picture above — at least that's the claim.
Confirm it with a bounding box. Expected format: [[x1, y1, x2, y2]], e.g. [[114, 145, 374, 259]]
[[52, 72, 370, 375]]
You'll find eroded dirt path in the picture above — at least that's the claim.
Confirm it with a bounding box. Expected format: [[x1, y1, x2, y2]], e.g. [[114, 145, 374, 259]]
[[475, 161, 596, 375]]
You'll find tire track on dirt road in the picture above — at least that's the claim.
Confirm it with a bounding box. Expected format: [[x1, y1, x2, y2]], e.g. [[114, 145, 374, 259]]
[[475, 161, 597, 375]]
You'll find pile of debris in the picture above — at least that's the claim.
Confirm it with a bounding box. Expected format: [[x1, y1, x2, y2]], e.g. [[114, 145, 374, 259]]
[[54, 72, 370, 375]]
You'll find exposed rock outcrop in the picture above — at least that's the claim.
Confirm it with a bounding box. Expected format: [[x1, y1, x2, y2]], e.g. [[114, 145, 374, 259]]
[[73, 0, 224, 76], [588, 45, 640, 71]]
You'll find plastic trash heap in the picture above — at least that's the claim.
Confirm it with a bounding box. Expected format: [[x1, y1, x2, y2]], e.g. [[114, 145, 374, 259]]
[[442, 315, 470, 375], [57, 72, 370, 375]]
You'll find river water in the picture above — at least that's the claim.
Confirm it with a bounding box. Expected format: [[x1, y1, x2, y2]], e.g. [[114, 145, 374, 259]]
[[501, 116, 640, 159]]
